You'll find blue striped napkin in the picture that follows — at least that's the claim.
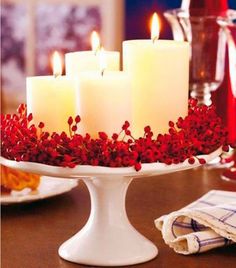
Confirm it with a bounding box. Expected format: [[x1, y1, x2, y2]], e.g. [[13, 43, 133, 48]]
[[155, 190, 236, 254]]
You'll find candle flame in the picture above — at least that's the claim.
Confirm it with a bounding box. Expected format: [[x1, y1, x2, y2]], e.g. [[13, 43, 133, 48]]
[[52, 51, 62, 77], [99, 47, 107, 76], [91, 31, 100, 54], [151, 12, 160, 42]]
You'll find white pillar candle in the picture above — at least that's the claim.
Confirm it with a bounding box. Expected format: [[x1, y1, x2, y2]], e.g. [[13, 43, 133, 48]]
[[77, 71, 131, 137], [123, 13, 190, 137], [26, 52, 77, 134], [77, 50, 131, 137], [65, 31, 120, 76]]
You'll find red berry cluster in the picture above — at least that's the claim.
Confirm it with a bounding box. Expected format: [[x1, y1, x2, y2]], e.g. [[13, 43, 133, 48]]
[[1, 99, 230, 171]]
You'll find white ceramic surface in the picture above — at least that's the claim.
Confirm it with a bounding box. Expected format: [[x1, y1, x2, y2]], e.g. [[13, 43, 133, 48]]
[[0, 147, 222, 266], [1, 177, 78, 205], [0, 147, 221, 178]]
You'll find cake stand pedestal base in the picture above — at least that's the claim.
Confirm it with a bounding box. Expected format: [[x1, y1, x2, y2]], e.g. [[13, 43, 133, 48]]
[[58, 176, 158, 266]]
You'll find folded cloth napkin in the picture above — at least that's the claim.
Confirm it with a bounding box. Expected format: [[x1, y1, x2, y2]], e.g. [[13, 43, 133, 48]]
[[155, 190, 236, 254]]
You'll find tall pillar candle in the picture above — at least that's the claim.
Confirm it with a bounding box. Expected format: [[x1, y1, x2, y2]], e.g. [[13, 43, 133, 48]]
[[27, 52, 77, 134], [66, 31, 120, 76], [76, 71, 131, 137], [123, 13, 190, 137]]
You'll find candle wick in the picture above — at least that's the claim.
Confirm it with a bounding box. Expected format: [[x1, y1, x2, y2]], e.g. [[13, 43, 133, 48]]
[[101, 69, 105, 76], [54, 73, 60, 78], [152, 36, 158, 44], [94, 45, 101, 56]]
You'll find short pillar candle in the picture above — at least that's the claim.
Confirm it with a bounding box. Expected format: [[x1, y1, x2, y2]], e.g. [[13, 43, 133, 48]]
[[77, 71, 131, 137], [26, 52, 77, 134]]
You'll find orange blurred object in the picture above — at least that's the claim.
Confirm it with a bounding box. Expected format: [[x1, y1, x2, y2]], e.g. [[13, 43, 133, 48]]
[[1, 165, 40, 192]]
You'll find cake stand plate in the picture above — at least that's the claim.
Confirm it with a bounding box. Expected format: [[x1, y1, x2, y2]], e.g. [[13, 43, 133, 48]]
[[0, 148, 221, 266]]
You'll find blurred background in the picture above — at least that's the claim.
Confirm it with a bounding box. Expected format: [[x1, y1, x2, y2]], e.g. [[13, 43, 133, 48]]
[[1, 0, 236, 113]]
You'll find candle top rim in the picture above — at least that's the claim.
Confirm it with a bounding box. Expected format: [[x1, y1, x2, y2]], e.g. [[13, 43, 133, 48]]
[[65, 50, 120, 56], [123, 39, 189, 47], [26, 75, 70, 79], [78, 70, 129, 78]]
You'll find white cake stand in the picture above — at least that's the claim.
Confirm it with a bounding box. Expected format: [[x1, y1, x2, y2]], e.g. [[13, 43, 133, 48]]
[[0, 147, 221, 266]]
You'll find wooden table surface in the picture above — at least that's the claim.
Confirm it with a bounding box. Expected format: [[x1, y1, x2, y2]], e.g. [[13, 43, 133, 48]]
[[2, 167, 236, 268]]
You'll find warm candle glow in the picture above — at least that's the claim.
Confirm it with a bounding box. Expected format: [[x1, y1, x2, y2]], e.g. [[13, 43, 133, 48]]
[[52, 51, 62, 77], [151, 12, 160, 42], [99, 47, 107, 76], [91, 31, 100, 53]]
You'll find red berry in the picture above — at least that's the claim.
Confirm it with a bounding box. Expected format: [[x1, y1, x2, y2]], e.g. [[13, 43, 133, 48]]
[[188, 157, 195, 164], [222, 145, 229, 152], [122, 121, 130, 130], [112, 133, 119, 140], [72, 125, 77, 132], [144, 126, 151, 133], [67, 116, 73, 125], [75, 115, 81, 123], [135, 162, 141, 171], [38, 122, 44, 129], [125, 130, 131, 136], [98, 132, 108, 140], [198, 158, 206, 165], [27, 113, 33, 122]]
